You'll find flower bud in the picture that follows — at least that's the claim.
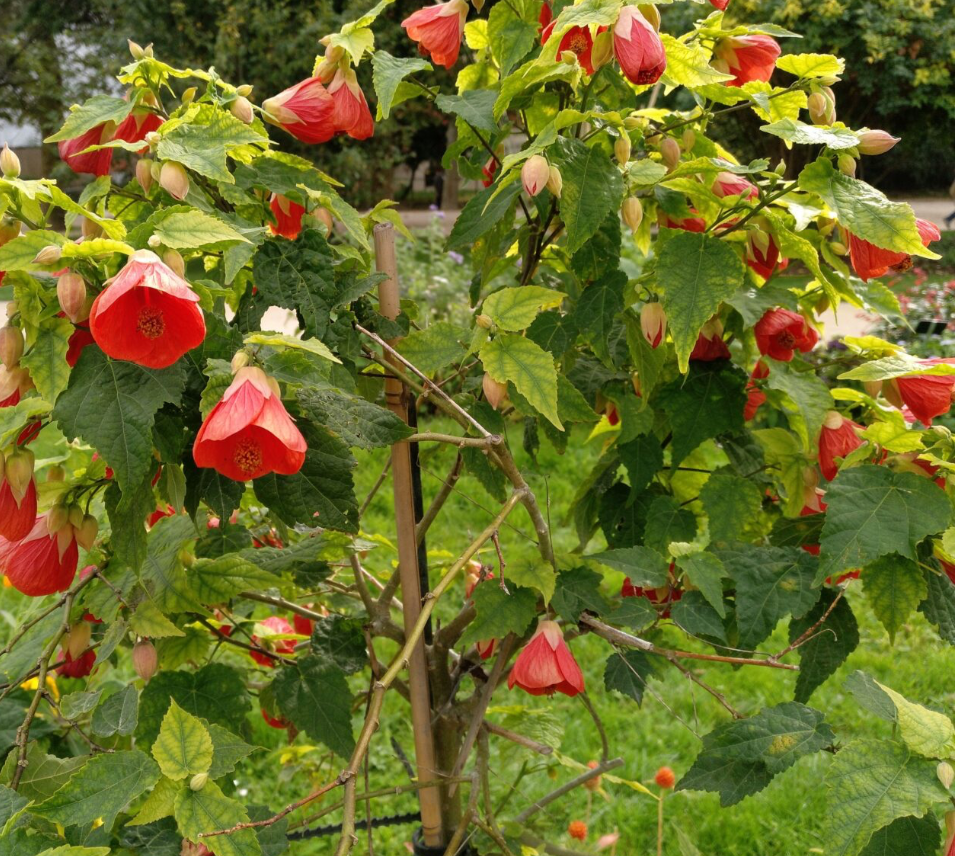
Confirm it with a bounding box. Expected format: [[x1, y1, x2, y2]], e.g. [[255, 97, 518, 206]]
[[475, 313, 493, 330], [483, 373, 508, 409], [939, 761, 954, 790], [0, 218, 19, 245], [33, 245, 62, 266], [546, 165, 563, 198], [230, 350, 251, 372], [863, 380, 882, 399], [47, 504, 71, 535], [622, 197, 643, 232], [583, 760, 602, 791], [560, 50, 577, 65], [190, 772, 209, 791], [67, 622, 92, 660], [231, 96, 254, 124], [159, 162, 189, 201], [830, 240, 847, 256], [857, 130, 900, 157], [133, 639, 159, 682], [143, 43, 154, 58], [4, 446, 34, 497], [0, 325, 24, 367], [591, 30, 614, 70], [76, 514, 98, 551], [4, 301, 16, 320], [80, 217, 102, 240], [163, 249, 185, 277], [128, 39, 145, 59], [181, 87, 198, 106], [237, 84, 253, 97], [136, 157, 154, 192], [837, 154, 856, 177], [147, 234, 161, 249], [641, 302, 666, 349], [614, 135, 632, 165], [660, 137, 681, 171], [521, 155, 550, 197], [57, 273, 89, 323], [823, 410, 844, 431], [314, 58, 338, 84], [1, 143, 21, 178], [807, 87, 836, 125], [314, 207, 334, 233], [46, 465, 65, 482], [681, 128, 696, 152], [637, 3, 660, 29]]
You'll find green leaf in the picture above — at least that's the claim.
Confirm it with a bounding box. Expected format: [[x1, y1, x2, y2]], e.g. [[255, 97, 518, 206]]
[[676, 552, 726, 618], [657, 363, 747, 466], [480, 333, 561, 430], [436, 90, 500, 133], [206, 723, 257, 778], [671, 591, 728, 642], [152, 700, 214, 781], [877, 681, 955, 759], [761, 119, 859, 150], [700, 473, 763, 543], [32, 749, 160, 829], [487, 3, 537, 76], [153, 209, 251, 250], [617, 433, 664, 496], [92, 685, 139, 737], [35, 848, 111, 856], [371, 51, 432, 121], [140, 515, 202, 613], [21, 316, 72, 404], [0, 231, 67, 273], [790, 590, 859, 702], [174, 780, 262, 856], [272, 656, 354, 758], [297, 388, 411, 450], [53, 347, 184, 493], [59, 690, 102, 720], [919, 569, 955, 646], [845, 670, 897, 722], [551, 566, 609, 622], [156, 108, 264, 184], [396, 322, 467, 375], [656, 231, 746, 372], [603, 650, 657, 706], [589, 546, 669, 588], [308, 615, 367, 674], [0, 744, 86, 803], [461, 585, 537, 647], [527, 310, 579, 357], [818, 466, 952, 584], [718, 544, 819, 650], [253, 423, 358, 533], [0, 784, 27, 827], [446, 181, 522, 252], [45, 95, 134, 142], [126, 775, 181, 826], [552, 137, 624, 256], [243, 331, 339, 363], [863, 554, 928, 642], [678, 702, 835, 807], [764, 361, 833, 451], [824, 740, 948, 856], [483, 286, 566, 332], [105, 478, 157, 573], [660, 34, 734, 88], [575, 271, 625, 362], [858, 814, 941, 856], [643, 495, 697, 553], [506, 562, 558, 604], [775, 53, 845, 79], [798, 159, 936, 258], [130, 600, 186, 638], [189, 554, 280, 602], [840, 354, 955, 383]]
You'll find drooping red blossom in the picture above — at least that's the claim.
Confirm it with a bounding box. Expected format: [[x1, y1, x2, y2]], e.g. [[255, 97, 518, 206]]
[[268, 194, 306, 240], [292, 610, 315, 638], [481, 156, 498, 188], [886, 359, 955, 426], [262, 708, 291, 729], [799, 490, 827, 555], [660, 209, 707, 232], [744, 360, 770, 421], [17, 420, 42, 446], [57, 648, 97, 679], [848, 219, 941, 281], [113, 108, 164, 154], [58, 123, 114, 176], [89, 250, 205, 368], [0, 365, 28, 408], [508, 620, 584, 697], [712, 171, 758, 201], [193, 366, 307, 481], [709, 0, 730, 8], [262, 77, 336, 144], [328, 69, 374, 140], [0, 515, 79, 597], [542, 22, 595, 75], [66, 327, 96, 368], [690, 319, 731, 361], [754, 309, 818, 361], [539, 0, 553, 32], [250, 615, 297, 668], [745, 229, 784, 279], [0, 449, 37, 542], [147, 504, 176, 528], [402, 0, 469, 70], [613, 6, 666, 85], [641, 302, 667, 349], [621, 565, 682, 618], [464, 564, 497, 659], [903, 454, 947, 489], [712, 35, 781, 86], [818, 411, 864, 481]]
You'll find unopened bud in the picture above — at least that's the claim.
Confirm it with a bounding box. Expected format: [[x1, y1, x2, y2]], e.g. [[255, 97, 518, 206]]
[[939, 761, 955, 790], [483, 372, 508, 409], [67, 622, 92, 660], [128, 39, 145, 60], [132, 639, 159, 682], [584, 759, 602, 791], [147, 234, 161, 249], [0, 218, 19, 245], [236, 84, 253, 97], [623, 116, 641, 131], [591, 30, 614, 70], [0, 326, 24, 367], [638, 4, 660, 29], [660, 137, 681, 170], [857, 129, 900, 156], [231, 96, 254, 124], [163, 249, 185, 277], [80, 217, 102, 240], [136, 158, 154, 192], [641, 302, 666, 349], [181, 87, 197, 106], [57, 273, 88, 323], [76, 514, 98, 551], [622, 196, 643, 232], [614, 135, 632, 165], [823, 410, 844, 431], [159, 161, 189, 201], [33, 245, 62, 266], [47, 504, 70, 535], [230, 350, 251, 372], [681, 128, 696, 152], [546, 165, 562, 198], [190, 772, 208, 791], [476, 314, 493, 330], [5, 301, 16, 320], [830, 240, 847, 255], [521, 155, 550, 197], [143, 43, 154, 58], [314, 207, 333, 233], [863, 380, 882, 399], [0, 143, 21, 178], [808, 87, 836, 125], [560, 50, 578, 65], [837, 154, 856, 177], [4, 447, 34, 497]]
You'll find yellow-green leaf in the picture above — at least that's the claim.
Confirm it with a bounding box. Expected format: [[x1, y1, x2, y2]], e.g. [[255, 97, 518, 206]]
[[480, 334, 561, 429], [152, 700, 214, 781], [482, 286, 566, 332]]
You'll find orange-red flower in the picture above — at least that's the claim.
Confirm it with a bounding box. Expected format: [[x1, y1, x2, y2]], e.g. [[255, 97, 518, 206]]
[[712, 171, 758, 201], [508, 620, 584, 697], [613, 6, 666, 85], [818, 411, 864, 481], [754, 308, 818, 361], [0, 448, 36, 542], [57, 648, 97, 679], [744, 360, 769, 421], [250, 615, 297, 667], [193, 366, 307, 481], [568, 820, 587, 841], [269, 194, 306, 240], [402, 0, 469, 70], [0, 364, 29, 408], [848, 219, 940, 281], [641, 302, 667, 349], [655, 766, 676, 789], [543, 22, 595, 75], [66, 326, 96, 368], [464, 565, 497, 659], [328, 69, 374, 140], [0, 514, 79, 597], [713, 35, 780, 86], [113, 108, 164, 154], [262, 707, 290, 729], [262, 77, 336, 144], [745, 228, 784, 279], [481, 155, 498, 188], [89, 249, 205, 369], [690, 318, 730, 361], [886, 359, 955, 426], [660, 209, 707, 233], [58, 123, 114, 176]]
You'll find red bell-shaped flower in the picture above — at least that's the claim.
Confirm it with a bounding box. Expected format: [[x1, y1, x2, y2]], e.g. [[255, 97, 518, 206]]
[[269, 194, 306, 240], [89, 249, 205, 369], [690, 318, 731, 361], [887, 359, 955, 426], [754, 308, 818, 361], [113, 108, 164, 154], [508, 620, 584, 697], [542, 22, 595, 75], [744, 360, 770, 421], [660, 209, 707, 233], [818, 411, 864, 481], [0, 448, 37, 542], [250, 615, 297, 668], [402, 0, 469, 70], [712, 35, 780, 86], [193, 366, 307, 481], [57, 648, 97, 679], [745, 228, 784, 279], [0, 513, 79, 597], [712, 171, 758, 201], [613, 6, 666, 85], [848, 218, 941, 281], [262, 77, 336, 144], [66, 327, 96, 368], [58, 123, 114, 176], [328, 69, 374, 141]]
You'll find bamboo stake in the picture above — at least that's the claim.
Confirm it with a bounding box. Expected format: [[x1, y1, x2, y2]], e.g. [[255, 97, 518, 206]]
[[373, 222, 446, 849]]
